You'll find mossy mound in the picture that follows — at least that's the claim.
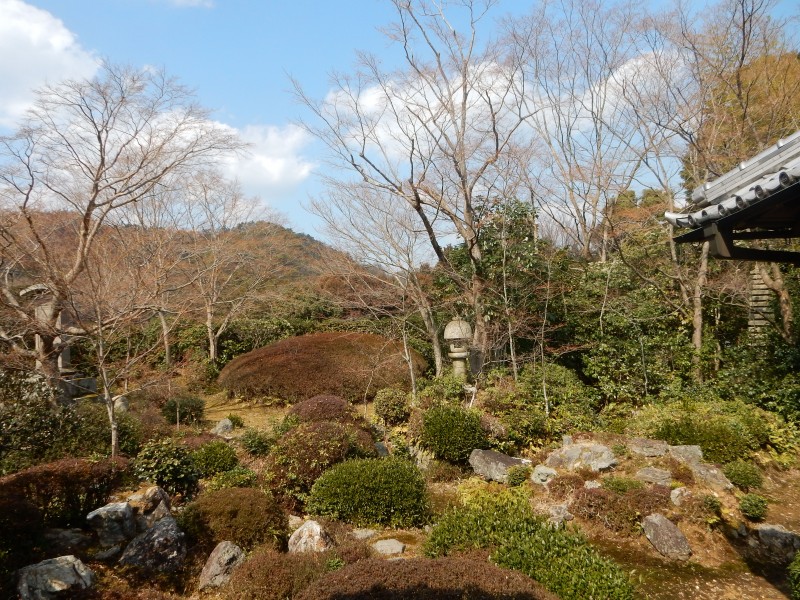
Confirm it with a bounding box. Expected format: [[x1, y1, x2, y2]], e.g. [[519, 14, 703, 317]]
[[295, 557, 558, 600], [218, 332, 427, 403]]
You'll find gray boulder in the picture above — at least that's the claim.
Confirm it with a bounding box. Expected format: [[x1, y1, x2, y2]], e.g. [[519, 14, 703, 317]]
[[86, 502, 136, 547], [670, 487, 692, 507], [532, 465, 558, 485], [17, 555, 94, 600], [548, 503, 574, 526], [373, 539, 405, 555], [198, 541, 245, 591], [42, 529, 92, 555], [690, 463, 733, 491], [628, 438, 668, 457], [635, 467, 672, 487], [288, 520, 333, 553], [211, 418, 234, 436], [754, 524, 800, 563], [118, 516, 186, 573], [469, 449, 530, 483], [642, 513, 692, 560], [668, 445, 703, 464], [545, 442, 617, 472]]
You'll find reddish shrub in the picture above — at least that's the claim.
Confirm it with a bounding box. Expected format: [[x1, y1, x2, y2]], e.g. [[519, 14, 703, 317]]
[[224, 547, 326, 600], [295, 557, 558, 600], [265, 421, 377, 510], [0, 457, 129, 526], [178, 487, 288, 551], [287, 395, 359, 424], [217, 332, 427, 403], [546, 473, 585, 500], [571, 485, 670, 534]]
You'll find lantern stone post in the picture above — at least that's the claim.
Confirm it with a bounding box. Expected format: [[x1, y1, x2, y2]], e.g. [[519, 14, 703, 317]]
[[443, 318, 472, 380]]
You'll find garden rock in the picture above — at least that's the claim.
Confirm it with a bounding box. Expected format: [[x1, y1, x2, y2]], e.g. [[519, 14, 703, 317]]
[[118, 516, 186, 573], [211, 418, 233, 436], [628, 438, 668, 457], [548, 503, 574, 526], [642, 513, 692, 560], [373, 539, 405, 555], [288, 520, 334, 553], [198, 541, 245, 591], [690, 463, 733, 491], [636, 467, 672, 487], [375, 441, 389, 456], [86, 502, 136, 547], [584, 480, 602, 489], [545, 442, 617, 472], [668, 445, 703, 464], [93, 545, 122, 561], [42, 529, 92, 555], [753, 524, 800, 563], [532, 465, 558, 485], [352, 528, 378, 540], [469, 448, 530, 483], [670, 487, 692, 507], [17, 555, 94, 600], [288, 515, 305, 531]]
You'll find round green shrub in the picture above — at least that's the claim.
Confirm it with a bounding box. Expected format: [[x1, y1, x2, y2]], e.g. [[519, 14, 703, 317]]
[[788, 549, 800, 600], [226, 413, 245, 429], [308, 457, 429, 527], [134, 438, 199, 498], [179, 487, 288, 551], [191, 440, 238, 478], [206, 466, 258, 491], [722, 460, 763, 491], [417, 373, 465, 408], [161, 394, 205, 426], [265, 421, 377, 509], [506, 465, 531, 487], [739, 493, 768, 522], [420, 406, 488, 463], [374, 388, 410, 426], [240, 428, 274, 456], [601, 476, 645, 495]]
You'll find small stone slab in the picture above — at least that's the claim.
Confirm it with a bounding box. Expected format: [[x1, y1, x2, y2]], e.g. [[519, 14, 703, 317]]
[[668, 445, 703, 465], [532, 465, 558, 485], [373, 539, 405, 555], [545, 442, 617, 472], [211, 418, 233, 436], [469, 448, 530, 483], [17, 555, 95, 600], [628, 438, 668, 457], [351, 528, 378, 540], [198, 541, 245, 591], [670, 487, 691, 507], [636, 467, 672, 487], [548, 503, 574, 526], [288, 520, 334, 553], [642, 513, 692, 560]]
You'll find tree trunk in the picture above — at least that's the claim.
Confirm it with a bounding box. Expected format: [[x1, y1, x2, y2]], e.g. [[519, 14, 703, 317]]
[[758, 262, 794, 343], [157, 310, 172, 368], [206, 307, 218, 363], [691, 242, 710, 382]]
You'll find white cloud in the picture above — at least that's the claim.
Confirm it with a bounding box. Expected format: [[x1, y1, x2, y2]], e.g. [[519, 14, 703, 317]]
[[220, 123, 316, 204], [0, 0, 98, 129]]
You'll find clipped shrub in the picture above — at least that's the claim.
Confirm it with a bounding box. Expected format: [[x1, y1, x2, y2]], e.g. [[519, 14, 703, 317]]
[[788, 549, 800, 600], [179, 487, 288, 551], [424, 488, 634, 600], [240, 428, 275, 456], [288, 395, 358, 424], [739, 493, 768, 522], [191, 440, 238, 478], [224, 547, 326, 600], [226, 413, 245, 428], [205, 466, 259, 491], [161, 394, 205, 426], [265, 421, 377, 509], [134, 438, 199, 499], [506, 465, 532, 487], [217, 332, 427, 403], [723, 460, 763, 491], [420, 406, 488, 463], [374, 388, 410, 425], [417, 373, 466, 408], [0, 457, 129, 526], [295, 557, 558, 600], [308, 457, 429, 527]]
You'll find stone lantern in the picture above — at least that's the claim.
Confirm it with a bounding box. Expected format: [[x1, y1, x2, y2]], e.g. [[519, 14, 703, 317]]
[[444, 317, 472, 379]]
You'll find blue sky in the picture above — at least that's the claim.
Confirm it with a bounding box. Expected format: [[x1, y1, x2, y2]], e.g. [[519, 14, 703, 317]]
[[0, 0, 421, 235]]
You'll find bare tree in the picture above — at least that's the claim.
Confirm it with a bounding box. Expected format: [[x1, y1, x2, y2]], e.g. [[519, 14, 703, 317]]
[[0, 63, 242, 393], [295, 0, 536, 370]]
